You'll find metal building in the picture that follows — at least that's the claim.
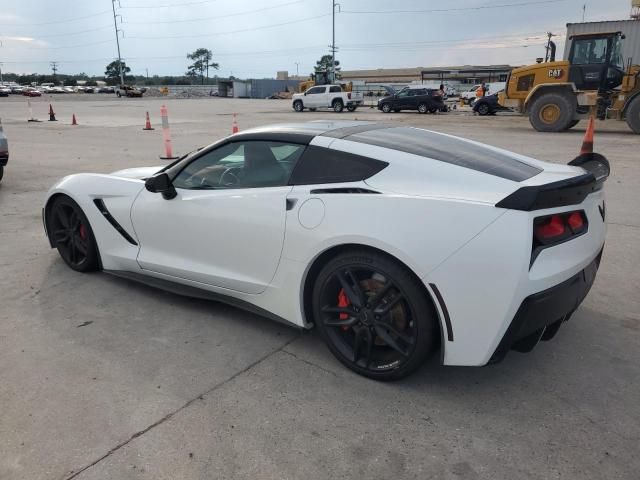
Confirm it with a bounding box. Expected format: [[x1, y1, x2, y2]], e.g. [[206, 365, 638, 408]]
[[564, 20, 640, 65]]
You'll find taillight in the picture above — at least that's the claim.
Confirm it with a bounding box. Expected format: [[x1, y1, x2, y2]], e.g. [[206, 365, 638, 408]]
[[347, 92, 351, 99], [532, 210, 588, 265]]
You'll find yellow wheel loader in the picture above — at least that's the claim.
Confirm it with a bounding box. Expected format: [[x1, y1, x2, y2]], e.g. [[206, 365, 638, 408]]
[[499, 32, 640, 133]]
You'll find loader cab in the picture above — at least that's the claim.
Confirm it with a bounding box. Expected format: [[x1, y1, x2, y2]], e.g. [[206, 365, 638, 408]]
[[568, 32, 625, 92]]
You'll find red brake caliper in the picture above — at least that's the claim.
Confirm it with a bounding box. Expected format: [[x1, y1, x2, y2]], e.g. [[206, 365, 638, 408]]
[[79, 224, 87, 240], [338, 288, 350, 330]]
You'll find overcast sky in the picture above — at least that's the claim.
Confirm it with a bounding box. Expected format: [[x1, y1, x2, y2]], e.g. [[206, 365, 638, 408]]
[[0, 0, 634, 78]]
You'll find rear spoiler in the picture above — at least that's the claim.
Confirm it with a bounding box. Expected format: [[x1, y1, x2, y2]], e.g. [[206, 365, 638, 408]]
[[496, 153, 610, 212]]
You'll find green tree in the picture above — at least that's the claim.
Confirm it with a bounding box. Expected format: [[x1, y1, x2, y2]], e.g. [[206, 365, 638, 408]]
[[104, 61, 131, 85], [312, 54, 341, 80], [186, 48, 219, 85]]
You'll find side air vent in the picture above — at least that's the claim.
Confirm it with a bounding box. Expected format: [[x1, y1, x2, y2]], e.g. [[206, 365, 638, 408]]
[[93, 199, 138, 246], [310, 187, 380, 194]]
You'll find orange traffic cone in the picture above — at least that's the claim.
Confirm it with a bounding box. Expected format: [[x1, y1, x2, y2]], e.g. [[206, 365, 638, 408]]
[[143, 111, 154, 130], [48, 104, 57, 122], [71, 114, 78, 126], [579, 115, 595, 155], [232, 113, 239, 134]]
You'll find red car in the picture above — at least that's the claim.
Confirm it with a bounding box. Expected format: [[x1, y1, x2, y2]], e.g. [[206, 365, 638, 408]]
[[23, 89, 42, 97]]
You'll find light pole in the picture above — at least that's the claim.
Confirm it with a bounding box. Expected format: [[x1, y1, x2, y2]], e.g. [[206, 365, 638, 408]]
[[294, 62, 300, 77], [111, 0, 124, 85]]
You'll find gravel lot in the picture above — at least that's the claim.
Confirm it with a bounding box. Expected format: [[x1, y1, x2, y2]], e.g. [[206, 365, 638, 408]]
[[1, 94, 639, 480]]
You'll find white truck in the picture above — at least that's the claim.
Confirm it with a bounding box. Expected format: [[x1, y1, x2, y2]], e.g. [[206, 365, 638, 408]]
[[292, 84, 363, 113]]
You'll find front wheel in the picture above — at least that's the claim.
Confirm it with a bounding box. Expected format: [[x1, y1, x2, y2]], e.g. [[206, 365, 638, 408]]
[[293, 100, 304, 112], [47, 196, 100, 272], [381, 103, 392, 113], [116, 91, 121, 98], [529, 92, 575, 132], [625, 96, 640, 134], [347, 105, 357, 112], [312, 250, 438, 380]]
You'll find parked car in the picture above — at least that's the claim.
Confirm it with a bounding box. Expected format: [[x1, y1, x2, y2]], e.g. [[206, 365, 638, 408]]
[[0, 119, 8, 182], [23, 88, 42, 97], [377, 86, 445, 114], [117, 85, 143, 98], [473, 92, 511, 116], [63, 87, 75, 93], [10, 86, 24, 94], [292, 84, 363, 113], [84, 87, 95, 94], [42, 121, 608, 379], [0, 88, 9, 97], [97, 86, 115, 93]]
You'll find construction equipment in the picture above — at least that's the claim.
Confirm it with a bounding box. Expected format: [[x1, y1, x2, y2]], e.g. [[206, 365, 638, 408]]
[[499, 31, 640, 133], [297, 70, 355, 94]]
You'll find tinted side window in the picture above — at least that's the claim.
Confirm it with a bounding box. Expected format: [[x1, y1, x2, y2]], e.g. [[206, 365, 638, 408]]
[[173, 141, 305, 189], [329, 86, 341, 93], [307, 87, 325, 95], [289, 146, 388, 185]]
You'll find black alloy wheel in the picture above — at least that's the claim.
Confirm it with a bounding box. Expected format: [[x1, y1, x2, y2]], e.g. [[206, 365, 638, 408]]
[[48, 196, 100, 272], [313, 250, 437, 380], [477, 103, 490, 116]]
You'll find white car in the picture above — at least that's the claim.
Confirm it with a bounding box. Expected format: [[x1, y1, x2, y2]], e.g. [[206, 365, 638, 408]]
[[43, 121, 608, 380]]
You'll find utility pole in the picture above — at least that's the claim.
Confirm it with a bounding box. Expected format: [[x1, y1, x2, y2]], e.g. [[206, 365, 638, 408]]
[[50, 61, 59, 77], [544, 32, 556, 63], [294, 62, 300, 77], [111, 0, 124, 86], [582, 3, 586, 22], [329, 0, 340, 83]]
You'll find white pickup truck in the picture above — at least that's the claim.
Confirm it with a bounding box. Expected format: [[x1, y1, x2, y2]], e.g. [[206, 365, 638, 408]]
[[292, 84, 363, 113]]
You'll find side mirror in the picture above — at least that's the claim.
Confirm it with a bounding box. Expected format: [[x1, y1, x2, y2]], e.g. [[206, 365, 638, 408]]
[[145, 172, 177, 200]]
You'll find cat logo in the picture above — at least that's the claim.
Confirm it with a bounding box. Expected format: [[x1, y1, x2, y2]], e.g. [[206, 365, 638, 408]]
[[548, 69, 563, 79]]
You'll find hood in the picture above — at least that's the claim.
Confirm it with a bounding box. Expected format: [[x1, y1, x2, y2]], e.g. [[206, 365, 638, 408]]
[[109, 166, 164, 180]]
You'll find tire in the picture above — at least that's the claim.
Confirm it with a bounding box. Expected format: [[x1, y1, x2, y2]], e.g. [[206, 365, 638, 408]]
[[347, 105, 357, 112], [312, 249, 438, 381], [476, 103, 490, 116], [625, 96, 640, 134], [116, 91, 121, 98], [418, 103, 428, 114], [564, 119, 580, 130], [0, 166, 3, 183], [381, 103, 392, 113], [428, 107, 438, 114], [293, 100, 304, 112], [332, 100, 344, 113], [529, 92, 575, 132], [47, 195, 100, 272]]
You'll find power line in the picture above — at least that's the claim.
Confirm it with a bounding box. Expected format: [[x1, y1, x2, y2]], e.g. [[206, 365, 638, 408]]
[[342, 0, 567, 15], [121, 0, 223, 8], [127, 13, 331, 39], [124, 0, 306, 23], [50, 61, 59, 75], [0, 10, 111, 27]]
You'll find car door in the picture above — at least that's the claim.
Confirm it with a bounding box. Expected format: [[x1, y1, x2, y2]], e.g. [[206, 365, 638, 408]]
[[305, 86, 326, 108], [130, 140, 305, 294], [394, 89, 412, 110]]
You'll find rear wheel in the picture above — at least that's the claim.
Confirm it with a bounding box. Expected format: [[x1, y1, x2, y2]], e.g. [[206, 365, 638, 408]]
[[381, 103, 392, 113], [332, 100, 344, 113], [529, 92, 575, 132], [476, 102, 490, 116], [47, 196, 100, 272], [293, 100, 304, 112], [625, 96, 640, 134], [312, 250, 438, 380]]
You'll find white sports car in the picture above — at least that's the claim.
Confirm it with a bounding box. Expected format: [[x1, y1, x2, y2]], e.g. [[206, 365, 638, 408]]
[[43, 121, 608, 380]]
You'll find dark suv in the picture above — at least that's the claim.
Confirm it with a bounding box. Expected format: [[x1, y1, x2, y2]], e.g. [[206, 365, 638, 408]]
[[377, 87, 445, 114], [0, 119, 8, 183]]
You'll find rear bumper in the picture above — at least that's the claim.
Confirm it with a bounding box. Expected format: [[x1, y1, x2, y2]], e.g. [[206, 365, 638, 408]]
[[490, 247, 603, 363]]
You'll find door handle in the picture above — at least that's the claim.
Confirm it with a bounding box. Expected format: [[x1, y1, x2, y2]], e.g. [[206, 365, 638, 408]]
[[286, 198, 297, 211]]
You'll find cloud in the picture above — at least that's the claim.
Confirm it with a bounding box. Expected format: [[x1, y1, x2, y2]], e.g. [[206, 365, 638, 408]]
[[1, 36, 48, 47]]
